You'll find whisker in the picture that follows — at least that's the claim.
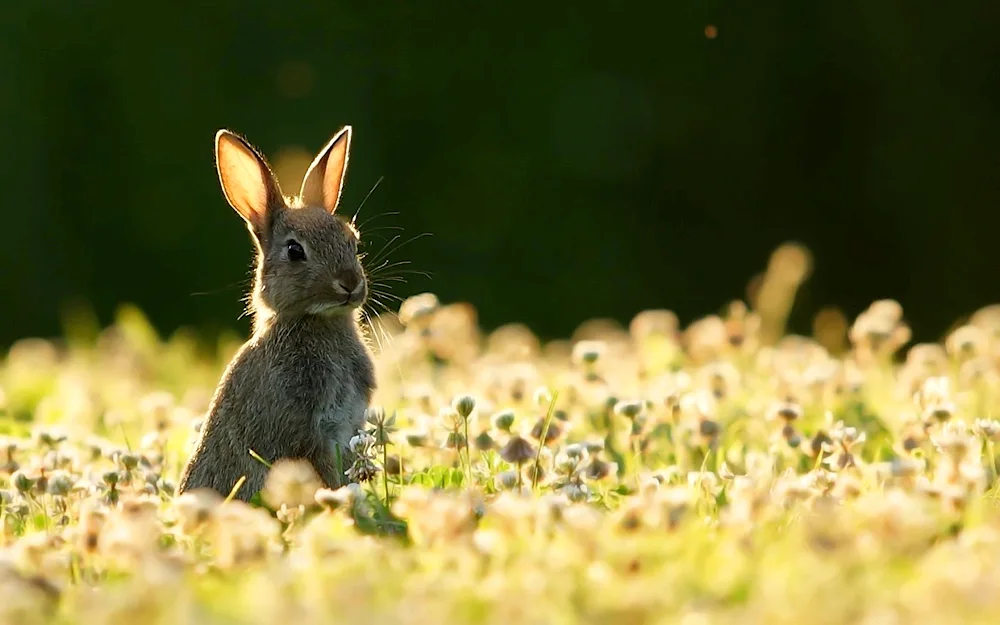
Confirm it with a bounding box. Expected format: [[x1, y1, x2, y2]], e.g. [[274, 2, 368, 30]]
[[368, 289, 398, 308], [351, 176, 385, 225], [189, 278, 251, 298], [365, 304, 405, 385], [365, 234, 401, 268], [371, 276, 409, 284], [367, 232, 432, 270], [361, 307, 385, 356], [359, 225, 405, 239], [367, 259, 414, 274], [369, 298, 397, 317], [371, 289, 404, 303], [357, 210, 401, 232], [370, 269, 433, 280]]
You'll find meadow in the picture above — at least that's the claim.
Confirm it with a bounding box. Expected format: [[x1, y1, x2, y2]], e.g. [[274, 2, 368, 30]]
[[2, 242, 1000, 624]]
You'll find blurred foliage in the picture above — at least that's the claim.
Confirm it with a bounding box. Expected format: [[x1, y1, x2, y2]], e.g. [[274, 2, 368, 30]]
[[1, 1, 999, 348]]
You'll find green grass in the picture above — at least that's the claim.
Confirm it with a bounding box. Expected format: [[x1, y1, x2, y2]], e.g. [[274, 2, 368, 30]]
[[2, 281, 1000, 624]]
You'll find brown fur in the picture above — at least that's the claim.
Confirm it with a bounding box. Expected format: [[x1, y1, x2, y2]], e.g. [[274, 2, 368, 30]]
[[178, 126, 376, 502]]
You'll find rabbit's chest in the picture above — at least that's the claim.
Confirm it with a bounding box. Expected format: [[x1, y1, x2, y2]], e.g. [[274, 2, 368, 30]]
[[314, 377, 368, 442]]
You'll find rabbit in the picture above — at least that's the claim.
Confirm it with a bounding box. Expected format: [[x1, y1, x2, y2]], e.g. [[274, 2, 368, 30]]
[[177, 125, 377, 502]]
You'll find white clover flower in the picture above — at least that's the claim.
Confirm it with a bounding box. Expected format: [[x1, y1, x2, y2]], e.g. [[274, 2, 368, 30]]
[[349, 431, 376, 454]]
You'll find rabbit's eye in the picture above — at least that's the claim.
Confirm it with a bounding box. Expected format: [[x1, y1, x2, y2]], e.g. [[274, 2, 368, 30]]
[[286, 240, 306, 262]]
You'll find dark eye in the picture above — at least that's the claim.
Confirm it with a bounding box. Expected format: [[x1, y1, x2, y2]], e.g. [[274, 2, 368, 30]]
[[286, 240, 306, 261]]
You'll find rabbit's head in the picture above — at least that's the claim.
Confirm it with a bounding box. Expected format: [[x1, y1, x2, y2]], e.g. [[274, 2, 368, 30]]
[[214, 126, 367, 319]]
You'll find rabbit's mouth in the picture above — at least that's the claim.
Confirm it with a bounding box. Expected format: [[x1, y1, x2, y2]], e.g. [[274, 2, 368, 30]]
[[307, 297, 362, 316]]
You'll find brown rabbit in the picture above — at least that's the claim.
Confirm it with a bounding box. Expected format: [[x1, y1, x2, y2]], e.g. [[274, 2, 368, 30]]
[[177, 125, 376, 502]]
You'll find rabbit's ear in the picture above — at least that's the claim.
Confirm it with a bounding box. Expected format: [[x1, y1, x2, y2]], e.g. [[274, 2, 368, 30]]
[[299, 125, 352, 214], [215, 130, 284, 231]]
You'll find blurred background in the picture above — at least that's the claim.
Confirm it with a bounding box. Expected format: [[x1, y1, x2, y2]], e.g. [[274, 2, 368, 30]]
[[2, 1, 999, 349]]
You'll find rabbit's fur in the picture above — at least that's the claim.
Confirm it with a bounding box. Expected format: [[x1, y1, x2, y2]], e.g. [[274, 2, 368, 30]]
[[178, 126, 376, 502]]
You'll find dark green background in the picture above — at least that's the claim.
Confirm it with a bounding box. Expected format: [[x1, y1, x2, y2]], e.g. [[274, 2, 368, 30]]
[[2, 1, 999, 347]]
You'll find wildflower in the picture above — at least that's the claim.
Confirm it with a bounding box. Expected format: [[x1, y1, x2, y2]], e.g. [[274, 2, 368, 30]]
[[583, 440, 605, 454], [138, 390, 175, 431], [158, 478, 176, 497], [915, 376, 957, 424], [349, 430, 377, 455], [563, 443, 587, 462], [698, 418, 720, 440], [687, 471, 721, 496], [571, 340, 606, 366], [890, 456, 923, 478], [656, 486, 692, 529], [404, 428, 429, 448], [782, 424, 802, 448], [346, 456, 380, 484], [775, 476, 812, 505], [452, 395, 477, 419], [262, 459, 323, 509], [102, 470, 121, 487], [767, 399, 802, 422], [848, 299, 911, 361], [474, 431, 496, 451], [0, 438, 18, 473], [533, 386, 553, 408], [832, 473, 861, 500], [492, 410, 516, 432], [554, 451, 582, 475], [398, 292, 440, 327], [6, 467, 36, 495], [809, 430, 834, 459], [530, 417, 562, 444], [439, 406, 464, 432], [945, 324, 990, 361], [931, 424, 977, 464], [46, 471, 73, 497], [523, 462, 546, 484], [77, 501, 108, 553], [614, 400, 644, 419], [315, 485, 357, 512], [702, 361, 741, 399], [119, 452, 140, 471], [494, 471, 519, 490], [211, 501, 281, 569], [384, 454, 402, 475], [140, 431, 165, 453], [974, 418, 1000, 442], [174, 488, 222, 533], [442, 431, 467, 450], [33, 428, 67, 449], [500, 435, 535, 465], [365, 406, 397, 446], [584, 457, 613, 481]]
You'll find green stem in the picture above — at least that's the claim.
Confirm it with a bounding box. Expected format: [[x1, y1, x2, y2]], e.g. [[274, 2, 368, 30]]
[[464, 418, 473, 488], [987, 439, 997, 495], [383, 444, 390, 506], [532, 390, 560, 490]]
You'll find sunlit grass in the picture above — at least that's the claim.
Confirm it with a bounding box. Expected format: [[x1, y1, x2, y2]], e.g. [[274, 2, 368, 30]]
[[3, 243, 1000, 623]]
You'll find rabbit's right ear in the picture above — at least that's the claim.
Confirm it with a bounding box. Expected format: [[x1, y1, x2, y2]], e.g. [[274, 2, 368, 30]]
[[215, 130, 284, 232]]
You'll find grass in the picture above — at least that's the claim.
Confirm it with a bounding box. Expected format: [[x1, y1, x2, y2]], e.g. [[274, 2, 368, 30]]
[[3, 247, 1000, 623]]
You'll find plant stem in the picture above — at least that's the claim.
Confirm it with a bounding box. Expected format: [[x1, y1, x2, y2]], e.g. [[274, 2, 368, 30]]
[[532, 390, 560, 490], [383, 444, 390, 506], [464, 417, 473, 488]]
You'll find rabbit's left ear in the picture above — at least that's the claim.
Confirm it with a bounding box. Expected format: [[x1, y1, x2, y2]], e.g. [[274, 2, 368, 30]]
[[215, 130, 284, 233], [300, 125, 352, 214]]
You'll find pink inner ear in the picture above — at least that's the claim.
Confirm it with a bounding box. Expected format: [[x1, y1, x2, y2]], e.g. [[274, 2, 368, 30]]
[[322, 137, 349, 213], [218, 136, 272, 225]]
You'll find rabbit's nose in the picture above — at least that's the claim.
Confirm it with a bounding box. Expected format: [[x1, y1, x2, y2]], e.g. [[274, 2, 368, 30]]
[[333, 273, 364, 296]]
